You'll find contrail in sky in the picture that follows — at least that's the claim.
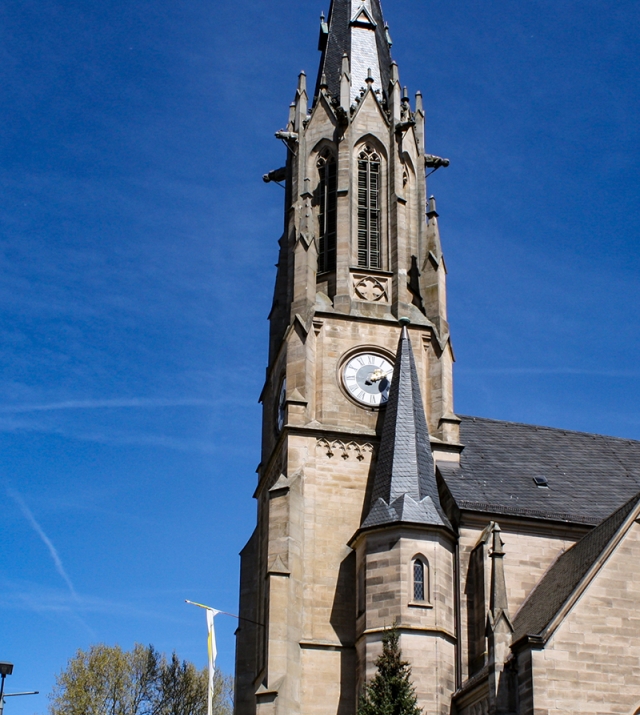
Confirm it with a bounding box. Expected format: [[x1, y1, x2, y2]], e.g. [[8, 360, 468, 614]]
[[8, 489, 80, 602], [0, 398, 216, 414]]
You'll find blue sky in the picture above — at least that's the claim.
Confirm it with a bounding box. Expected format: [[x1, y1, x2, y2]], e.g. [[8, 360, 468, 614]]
[[1, 0, 639, 712]]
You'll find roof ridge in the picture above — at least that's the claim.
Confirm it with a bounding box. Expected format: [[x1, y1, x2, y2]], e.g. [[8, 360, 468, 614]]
[[460, 414, 640, 444]]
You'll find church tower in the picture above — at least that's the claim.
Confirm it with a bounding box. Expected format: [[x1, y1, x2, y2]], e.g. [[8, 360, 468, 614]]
[[234, 2, 460, 714]]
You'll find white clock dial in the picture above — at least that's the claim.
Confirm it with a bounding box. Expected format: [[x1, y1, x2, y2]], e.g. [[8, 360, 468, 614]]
[[342, 353, 394, 407]]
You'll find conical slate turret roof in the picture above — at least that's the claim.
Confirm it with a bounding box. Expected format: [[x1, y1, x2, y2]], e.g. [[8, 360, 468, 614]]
[[362, 323, 452, 530], [314, 0, 393, 104]]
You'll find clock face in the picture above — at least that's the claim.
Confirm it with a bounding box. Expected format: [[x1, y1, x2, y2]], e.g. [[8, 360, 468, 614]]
[[276, 377, 287, 432], [342, 352, 394, 407]]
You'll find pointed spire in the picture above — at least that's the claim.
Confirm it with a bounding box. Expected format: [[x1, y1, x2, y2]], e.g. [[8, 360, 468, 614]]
[[414, 91, 424, 153], [340, 52, 351, 109], [314, 0, 393, 105], [294, 71, 308, 131], [287, 102, 296, 131], [489, 525, 510, 618], [425, 195, 442, 263], [415, 90, 423, 115], [389, 61, 401, 122], [487, 523, 514, 713], [297, 71, 307, 95], [362, 320, 451, 530]]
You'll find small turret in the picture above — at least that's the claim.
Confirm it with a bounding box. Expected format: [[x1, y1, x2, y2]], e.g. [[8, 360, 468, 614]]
[[362, 321, 451, 530]]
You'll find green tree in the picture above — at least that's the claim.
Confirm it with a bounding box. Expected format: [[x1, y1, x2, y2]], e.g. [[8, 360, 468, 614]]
[[358, 628, 421, 715], [49, 643, 233, 715]]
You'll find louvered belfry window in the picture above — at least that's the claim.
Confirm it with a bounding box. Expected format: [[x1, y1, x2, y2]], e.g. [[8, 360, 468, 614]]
[[413, 559, 425, 602], [357, 145, 381, 269], [317, 152, 337, 273]]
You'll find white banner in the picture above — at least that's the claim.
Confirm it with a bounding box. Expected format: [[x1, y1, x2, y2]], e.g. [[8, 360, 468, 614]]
[[206, 608, 219, 715], [185, 600, 223, 715]]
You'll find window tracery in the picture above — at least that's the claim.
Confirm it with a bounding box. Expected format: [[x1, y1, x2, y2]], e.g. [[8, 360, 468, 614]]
[[357, 145, 381, 269], [412, 557, 429, 603], [317, 151, 337, 273]]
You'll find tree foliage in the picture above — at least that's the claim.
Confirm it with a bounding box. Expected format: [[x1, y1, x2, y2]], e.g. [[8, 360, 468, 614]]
[[358, 628, 421, 715], [49, 643, 232, 715]]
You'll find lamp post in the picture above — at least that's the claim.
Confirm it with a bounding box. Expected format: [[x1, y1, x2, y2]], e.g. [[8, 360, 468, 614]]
[[0, 663, 13, 715], [0, 664, 38, 715]]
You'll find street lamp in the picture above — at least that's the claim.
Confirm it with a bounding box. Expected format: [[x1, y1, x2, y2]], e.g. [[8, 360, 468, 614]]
[[0, 664, 38, 715], [0, 663, 13, 715]]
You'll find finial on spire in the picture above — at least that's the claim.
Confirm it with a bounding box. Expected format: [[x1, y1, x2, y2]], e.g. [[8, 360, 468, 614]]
[[384, 22, 393, 47], [318, 11, 329, 51], [365, 68, 374, 85]]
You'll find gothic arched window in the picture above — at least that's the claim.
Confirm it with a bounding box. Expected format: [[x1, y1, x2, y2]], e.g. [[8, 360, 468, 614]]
[[413, 558, 428, 602], [357, 145, 381, 269], [317, 151, 337, 273]]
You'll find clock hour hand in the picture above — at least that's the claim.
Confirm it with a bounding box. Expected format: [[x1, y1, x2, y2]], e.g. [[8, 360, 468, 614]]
[[365, 368, 389, 385]]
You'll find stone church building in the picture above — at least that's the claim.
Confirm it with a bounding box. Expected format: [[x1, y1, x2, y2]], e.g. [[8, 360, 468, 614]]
[[233, 2, 640, 714]]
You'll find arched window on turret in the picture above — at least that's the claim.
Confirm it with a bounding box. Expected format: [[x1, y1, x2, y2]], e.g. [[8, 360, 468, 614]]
[[412, 557, 430, 603], [317, 151, 337, 273], [357, 145, 381, 269]]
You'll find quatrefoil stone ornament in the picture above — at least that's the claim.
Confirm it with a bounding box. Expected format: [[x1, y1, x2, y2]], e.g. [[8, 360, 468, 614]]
[[355, 276, 387, 302]]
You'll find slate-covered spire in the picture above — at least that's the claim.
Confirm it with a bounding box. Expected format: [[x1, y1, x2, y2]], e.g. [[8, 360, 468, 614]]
[[315, 0, 393, 106], [362, 322, 452, 529]]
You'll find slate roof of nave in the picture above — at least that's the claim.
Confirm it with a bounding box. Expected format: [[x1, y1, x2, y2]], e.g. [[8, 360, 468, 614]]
[[512, 491, 640, 642], [437, 416, 640, 526]]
